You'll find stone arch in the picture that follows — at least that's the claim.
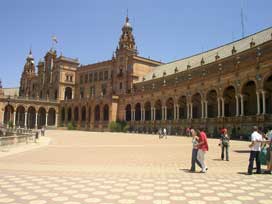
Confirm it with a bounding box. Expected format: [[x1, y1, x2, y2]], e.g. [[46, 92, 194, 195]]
[[48, 108, 56, 126], [125, 104, 131, 121], [4, 104, 15, 125], [74, 107, 79, 122], [81, 106, 86, 121], [38, 107, 46, 128], [223, 86, 236, 117], [61, 107, 65, 122], [27, 106, 36, 129], [64, 87, 72, 100], [155, 100, 162, 120], [95, 105, 100, 121], [16, 105, 25, 127], [67, 107, 72, 122], [178, 95, 187, 119], [166, 97, 174, 120], [144, 101, 151, 121], [103, 104, 109, 121], [264, 74, 272, 114], [242, 80, 257, 116], [135, 103, 141, 121], [192, 93, 202, 118], [207, 89, 218, 118], [88, 106, 91, 122]]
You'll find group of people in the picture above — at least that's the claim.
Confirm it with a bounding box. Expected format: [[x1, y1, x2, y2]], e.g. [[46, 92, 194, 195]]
[[247, 126, 272, 175], [190, 128, 209, 173], [158, 128, 167, 139], [188, 125, 272, 175]]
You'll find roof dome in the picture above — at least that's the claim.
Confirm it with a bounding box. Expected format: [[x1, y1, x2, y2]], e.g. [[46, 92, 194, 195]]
[[123, 16, 132, 29]]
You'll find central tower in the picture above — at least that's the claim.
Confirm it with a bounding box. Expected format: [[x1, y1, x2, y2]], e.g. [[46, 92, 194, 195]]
[[113, 16, 138, 95]]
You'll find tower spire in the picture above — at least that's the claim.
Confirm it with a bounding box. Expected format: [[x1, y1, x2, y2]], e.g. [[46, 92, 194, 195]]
[[116, 15, 137, 55]]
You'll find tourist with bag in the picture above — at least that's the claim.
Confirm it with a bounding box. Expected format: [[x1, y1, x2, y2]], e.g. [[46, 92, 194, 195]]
[[219, 128, 230, 161]]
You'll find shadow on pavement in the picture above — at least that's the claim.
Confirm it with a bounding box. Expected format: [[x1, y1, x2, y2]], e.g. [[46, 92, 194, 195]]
[[234, 150, 250, 153]]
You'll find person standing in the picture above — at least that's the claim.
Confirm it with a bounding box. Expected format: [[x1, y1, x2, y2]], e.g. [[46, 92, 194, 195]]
[[247, 126, 262, 175], [264, 130, 272, 174], [190, 129, 202, 172], [197, 129, 209, 173], [219, 128, 230, 161]]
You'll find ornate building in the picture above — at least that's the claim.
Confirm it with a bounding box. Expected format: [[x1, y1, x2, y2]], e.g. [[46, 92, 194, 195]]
[[0, 17, 272, 137]]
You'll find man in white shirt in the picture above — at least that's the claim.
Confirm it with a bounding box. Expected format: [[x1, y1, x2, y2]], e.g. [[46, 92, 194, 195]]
[[247, 126, 262, 175]]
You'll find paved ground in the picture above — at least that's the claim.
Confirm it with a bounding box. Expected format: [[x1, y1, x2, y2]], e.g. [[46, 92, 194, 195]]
[[0, 130, 271, 204]]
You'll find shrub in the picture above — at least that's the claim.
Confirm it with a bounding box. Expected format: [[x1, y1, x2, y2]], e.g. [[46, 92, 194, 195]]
[[67, 122, 76, 130], [8, 120, 13, 128], [109, 120, 128, 132]]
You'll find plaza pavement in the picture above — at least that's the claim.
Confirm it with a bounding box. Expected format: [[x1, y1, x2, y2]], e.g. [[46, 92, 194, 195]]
[[0, 130, 271, 204]]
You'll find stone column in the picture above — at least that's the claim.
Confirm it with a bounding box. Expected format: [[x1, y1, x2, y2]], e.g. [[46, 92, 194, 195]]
[[187, 104, 190, 119], [240, 95, 244, 116], [35, 112, 38, 129], [131, 109, 135, 121], [201, 101, 204, 118], [24, 112, 27, 128], [124, 109, 126, 121], [176, 105, 180, 120], [162, 107, 165, 121], [13, 111, 16, 127], [45, 112, 48, 127], [174, 104, 177, 120], [205, 101, 208, 118], [153, 108, 156, 121], [190, 103, 193, 119], [221, 98, 225, 117], [151, 107, 153, 121], [164, 106, 167, 120], [217, 98, 221, 117], [142, 108, 145, 121], [262, 91, 266, 114], [2, 110, 5, 124], [256, 91, 260, 115], [235, 95, 239, 116], [55, 113, 58, 127]]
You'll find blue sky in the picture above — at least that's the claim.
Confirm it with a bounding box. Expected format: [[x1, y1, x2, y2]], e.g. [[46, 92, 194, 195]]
[[0, 0, 271, 87]]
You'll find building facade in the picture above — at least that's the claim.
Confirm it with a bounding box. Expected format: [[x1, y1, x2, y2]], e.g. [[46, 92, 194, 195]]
[[0, 17, 272, 137]]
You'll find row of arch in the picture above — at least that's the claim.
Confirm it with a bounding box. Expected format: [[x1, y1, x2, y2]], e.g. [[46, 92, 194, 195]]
[[3, 105, 57, 129], [125, 77, 272, 121], [61, 104, 110, 124]]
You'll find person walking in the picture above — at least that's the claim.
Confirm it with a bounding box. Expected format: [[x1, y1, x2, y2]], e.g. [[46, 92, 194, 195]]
[[197, 129, 209, 173], [190, 129, 202, 172], [247, 126, 262, 175], [219, 128, 230, 161], [163, 128, 167, 139]]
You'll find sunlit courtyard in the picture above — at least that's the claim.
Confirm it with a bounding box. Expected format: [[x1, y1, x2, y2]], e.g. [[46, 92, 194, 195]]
[[0, 130, 271, 204]]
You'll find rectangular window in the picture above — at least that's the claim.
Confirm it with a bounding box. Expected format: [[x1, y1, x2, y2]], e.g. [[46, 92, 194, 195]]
[[89, 73, 93, 83], [104, 71, 108, 80], [70, 76, 73, 82], [119, 82, 122, 90], [80, 87, 84, 98], [99, 72, 103, 81], [102, 84, 107, 96], [80, 75, 83, 84], [90, 86, 96, 97], [94, 72, 98, 81], [85, 74, 88, 83]]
